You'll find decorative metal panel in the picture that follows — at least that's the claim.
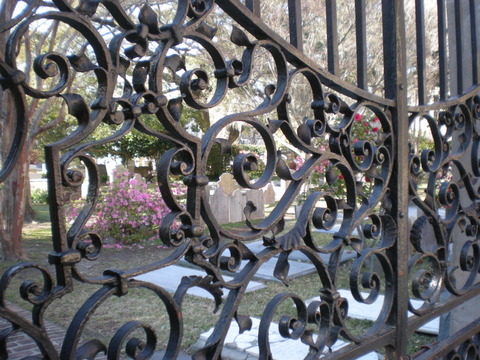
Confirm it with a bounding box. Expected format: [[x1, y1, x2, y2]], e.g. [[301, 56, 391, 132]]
[[0, 0, 479, 359]]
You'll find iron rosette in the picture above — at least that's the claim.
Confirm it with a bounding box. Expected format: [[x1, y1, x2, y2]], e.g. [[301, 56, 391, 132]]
[[177, 3, 398, 357], [0, 0, 218, 357], [407, 95, 480, 323], [0, 0, 405, 358]]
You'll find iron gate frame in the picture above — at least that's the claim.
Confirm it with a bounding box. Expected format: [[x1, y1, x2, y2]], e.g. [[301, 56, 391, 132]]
[[1, 0, 480, 359]]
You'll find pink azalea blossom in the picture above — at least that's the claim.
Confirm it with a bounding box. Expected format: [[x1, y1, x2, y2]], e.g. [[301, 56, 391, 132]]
[[65, 168, 185, 246]]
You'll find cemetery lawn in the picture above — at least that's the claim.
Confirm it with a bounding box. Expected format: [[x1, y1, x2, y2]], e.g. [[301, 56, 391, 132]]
[[0, 206, 435, 355]]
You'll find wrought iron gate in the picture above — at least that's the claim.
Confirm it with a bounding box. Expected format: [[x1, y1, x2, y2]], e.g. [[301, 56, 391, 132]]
[[1, 0, 480, 358]]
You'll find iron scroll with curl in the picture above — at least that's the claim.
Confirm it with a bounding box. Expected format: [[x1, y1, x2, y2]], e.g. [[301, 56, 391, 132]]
[[0, 0, 480, 359]]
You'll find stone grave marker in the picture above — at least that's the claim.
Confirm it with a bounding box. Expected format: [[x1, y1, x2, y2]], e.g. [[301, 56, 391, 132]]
[[231, 189, 247, 223], [97, 164, 108, 184], [218, 173, 239, 196], [211, 186, 231, 225], [263, 183, 276, 204], [246, 189, 265, 220], [115, 164, 128, 175]]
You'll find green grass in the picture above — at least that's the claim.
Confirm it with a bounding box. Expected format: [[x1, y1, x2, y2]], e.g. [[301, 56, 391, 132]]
[[1, 214, 437, 357], [32, 203, 50, 222]]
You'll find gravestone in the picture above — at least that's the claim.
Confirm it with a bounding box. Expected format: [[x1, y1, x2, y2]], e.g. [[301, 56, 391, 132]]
[[263, 183, 276, 204], [208, 174, 268, 224], [218, 173, 239, 196], [246, 189, 265, 220], [211, 187, 231, 225], [97, 164, 108, 184], [115, 164, 128, 175], [230, 189, 248, 223]]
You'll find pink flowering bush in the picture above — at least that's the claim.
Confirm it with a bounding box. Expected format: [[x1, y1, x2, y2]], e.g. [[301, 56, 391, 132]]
[[67, 169, 184, 245], [292, 153, 345, 202], [291, 112, 381, 203], [352, 112, 381, 142]]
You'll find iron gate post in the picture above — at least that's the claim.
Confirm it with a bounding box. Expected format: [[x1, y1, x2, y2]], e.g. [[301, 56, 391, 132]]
[[1, 0, 480, 359], [382, 0, 410, 358]]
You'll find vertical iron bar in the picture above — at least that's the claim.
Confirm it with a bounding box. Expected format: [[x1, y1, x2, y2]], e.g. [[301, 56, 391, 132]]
[[455, 0, 464, 94], [415, 0, 426, 105], [45, 146, 72, 288], [245, 0, 261, 17], [437, 0, 448, 100], [355, 0, 368, 90], [382, 0, 409, 358], [470, 0, 479, 85], [382, 3, 395, 99], [288, 0, 303, 52], [326, 0, 339, 75]]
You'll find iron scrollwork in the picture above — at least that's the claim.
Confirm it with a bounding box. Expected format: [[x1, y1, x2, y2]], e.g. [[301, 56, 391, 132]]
[[0, 0, 480, 359]]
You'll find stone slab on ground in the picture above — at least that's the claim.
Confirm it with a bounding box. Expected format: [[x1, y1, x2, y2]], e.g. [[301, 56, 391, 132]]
[[245, 240, 357, 264], [193, 317, 380, 360], [307, 289, 439, 335], [237, 257, 317, 281], [178, 254, 319, 282], [135, 265, 265, 298]]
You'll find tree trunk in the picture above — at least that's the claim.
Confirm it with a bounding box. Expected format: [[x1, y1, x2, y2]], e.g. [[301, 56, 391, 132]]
[[0, 0, 26, 261], [24, 176, 36, 223], [0, 142, 29, 261]]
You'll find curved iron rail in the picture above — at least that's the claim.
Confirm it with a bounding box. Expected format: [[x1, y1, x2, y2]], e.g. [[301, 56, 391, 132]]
[[0, 0, 479, 359]]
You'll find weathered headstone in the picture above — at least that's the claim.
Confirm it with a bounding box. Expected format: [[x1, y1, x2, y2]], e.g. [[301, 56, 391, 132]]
[[115, 164, 128, 175], [218, 173, 239, 196], [263, 183, 276, 204], [134, 165, 153, 180], [125, 159, 135, 173], [211, 186, 230, 224], [246, 189, 265, 220], [208, 174, 268, 224], [97, 164, 108, 184], [230, 189, 248, 223]]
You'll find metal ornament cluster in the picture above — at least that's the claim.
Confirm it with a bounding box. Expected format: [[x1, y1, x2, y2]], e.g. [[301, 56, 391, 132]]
[[0, 0, 479, 359]]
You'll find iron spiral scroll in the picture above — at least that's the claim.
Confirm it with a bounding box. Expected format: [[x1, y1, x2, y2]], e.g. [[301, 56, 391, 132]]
[[0, 0, 480, 359]]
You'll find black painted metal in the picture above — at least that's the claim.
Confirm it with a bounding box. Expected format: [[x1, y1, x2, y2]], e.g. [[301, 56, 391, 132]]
[[326, 0, 339, 75], [245, 0, 261, 17], [355, 0, 367, 91], [0, 0, 479, 359], [470, 0, 479, 85], [437, 0, 448, 101], [455, 0, 464, 94], [288, 0, 303, 52], [415, 0, 426, 105]]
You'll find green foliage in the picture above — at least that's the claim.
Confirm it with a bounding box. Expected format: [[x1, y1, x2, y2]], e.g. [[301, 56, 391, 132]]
[[206, 143, 236, 181], [66, 170, 184, 245], [205, 144, 266, 181], [112, 128, 169, 162], [31, 189, 49, 204], [417, 135, 434, 150], [32, 204, 51, 222], [96, 108, 210, 164]]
